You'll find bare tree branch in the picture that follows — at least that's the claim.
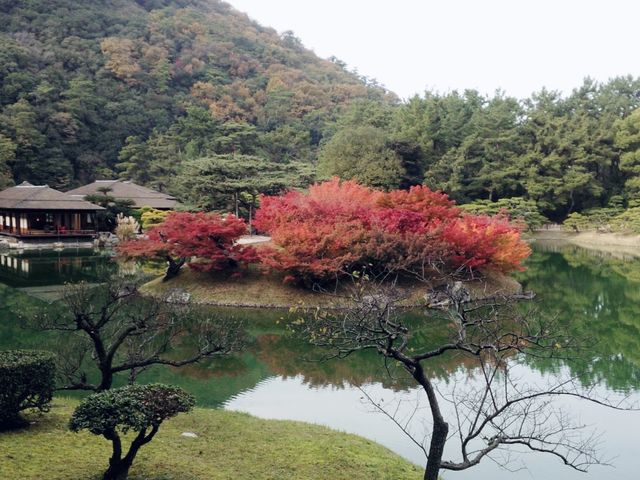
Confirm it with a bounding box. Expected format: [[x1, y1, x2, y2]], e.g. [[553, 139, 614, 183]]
[[294, 276, 637, 480], [33, 274, 245, 392]]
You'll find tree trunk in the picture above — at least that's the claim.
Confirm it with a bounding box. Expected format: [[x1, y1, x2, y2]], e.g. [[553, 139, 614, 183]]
[[248, 195, 255, 235], [102, 427, 155, 480], [103, 431, 129, 480], [424, 418, 449, 480], [97, 366, 113, 391], [102, 459, 133, 480], [163, 256, 185, 282], [411, 363, 449, 480], [568, 189, 575, 215]]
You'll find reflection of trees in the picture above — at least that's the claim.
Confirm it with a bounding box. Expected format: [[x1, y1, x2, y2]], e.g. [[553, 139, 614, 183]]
[[135, 352, 271, 408], [254, 318, 486, 391], [5, 243, 640, 406], [294, 282, 624, 479], [0, 250, 119, 287], [0, 283, 53, 349], [250, 245, 640, 394], [255, 333, 409, 389], [171, 356, 247, 381], [517, 246, 640, 391]]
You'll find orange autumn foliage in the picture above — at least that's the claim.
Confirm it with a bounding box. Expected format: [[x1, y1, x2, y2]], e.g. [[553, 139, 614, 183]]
[[254, 178, 531, 285]]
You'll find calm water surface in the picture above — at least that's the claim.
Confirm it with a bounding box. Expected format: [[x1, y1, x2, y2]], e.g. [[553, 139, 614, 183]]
[[1, 243, 640, 479]]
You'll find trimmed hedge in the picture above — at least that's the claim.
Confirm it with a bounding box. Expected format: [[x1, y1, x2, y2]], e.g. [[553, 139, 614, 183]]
[[138, 207, 170, 230], [563, 206, 640, 234], [69, 384, 195, 435], [0, 350, 56, 429]]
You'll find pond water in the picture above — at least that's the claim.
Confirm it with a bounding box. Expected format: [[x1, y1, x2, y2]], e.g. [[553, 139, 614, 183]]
[[1, 243, 640, 479]]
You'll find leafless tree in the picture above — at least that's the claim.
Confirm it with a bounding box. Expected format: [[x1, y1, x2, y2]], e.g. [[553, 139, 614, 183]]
[[294, 278, 636, 480], [35, 274, 244, 392]]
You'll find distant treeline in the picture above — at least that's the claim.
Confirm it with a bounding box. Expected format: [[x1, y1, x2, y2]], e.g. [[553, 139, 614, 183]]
[[319, 77, 640, 221]]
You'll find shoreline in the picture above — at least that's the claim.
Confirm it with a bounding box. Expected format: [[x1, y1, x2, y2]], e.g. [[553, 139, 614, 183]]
[[141, 268, 523, 309], [532, 230, 640, 258]]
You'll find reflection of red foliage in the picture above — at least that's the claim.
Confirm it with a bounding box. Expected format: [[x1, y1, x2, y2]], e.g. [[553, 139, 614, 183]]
[[254, 178, 531, 284], [119, 212, 258, 273]]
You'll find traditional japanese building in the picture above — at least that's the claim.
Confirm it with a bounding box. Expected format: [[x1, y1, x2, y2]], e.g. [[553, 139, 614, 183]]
[[67, 180, 178, 210], [0, 182, 104, 239]]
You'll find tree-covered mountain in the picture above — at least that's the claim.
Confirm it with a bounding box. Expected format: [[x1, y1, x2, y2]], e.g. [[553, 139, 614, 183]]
[[2, 0, 639, 222], [0, 0, 393, 190]]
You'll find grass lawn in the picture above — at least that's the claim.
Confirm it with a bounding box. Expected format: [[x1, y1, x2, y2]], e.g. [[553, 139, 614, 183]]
[[0, 398, 423, 480], [142, 267, 521, 309]]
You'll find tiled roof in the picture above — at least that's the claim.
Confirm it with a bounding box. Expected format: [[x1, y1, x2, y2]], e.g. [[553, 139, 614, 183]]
[[67, 180, 178, 209], [0, 182, 105, 211]]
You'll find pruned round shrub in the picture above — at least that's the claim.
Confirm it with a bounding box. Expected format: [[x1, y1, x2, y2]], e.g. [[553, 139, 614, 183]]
[[70, 383, 195, 435], [0, 350, 56, 429], [139, 207, 169, 230], [69, 384, 195, 480]]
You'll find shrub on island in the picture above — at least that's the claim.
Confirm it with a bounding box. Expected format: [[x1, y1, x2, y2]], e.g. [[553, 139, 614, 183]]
[[254, 178, 531, 285]]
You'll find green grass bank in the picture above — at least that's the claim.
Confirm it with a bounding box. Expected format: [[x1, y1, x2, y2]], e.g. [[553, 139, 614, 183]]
[[0, 398, 422, 480]]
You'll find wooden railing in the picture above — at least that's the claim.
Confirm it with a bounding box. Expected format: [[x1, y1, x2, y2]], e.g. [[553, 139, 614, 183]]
[[0, 228, 96, 237]]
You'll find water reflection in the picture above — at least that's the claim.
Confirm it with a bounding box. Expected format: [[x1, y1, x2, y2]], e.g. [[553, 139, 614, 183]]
[[517, 241, 640, 392], [225, 368, 639, 480], [2, 243, 640, 479], [0, 249, 115, 288]]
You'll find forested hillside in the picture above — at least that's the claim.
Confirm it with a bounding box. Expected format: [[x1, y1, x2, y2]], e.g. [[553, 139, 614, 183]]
[[1, 0, 639, 221], [0, 0, 391, 191]]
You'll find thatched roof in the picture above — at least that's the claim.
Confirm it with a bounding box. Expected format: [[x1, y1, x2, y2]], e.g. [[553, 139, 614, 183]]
[[0, 182, 104, 211], [67, 180, 178, 209]]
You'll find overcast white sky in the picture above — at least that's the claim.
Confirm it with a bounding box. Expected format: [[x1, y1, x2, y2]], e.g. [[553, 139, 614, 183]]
[[227, 0, 639, 100]]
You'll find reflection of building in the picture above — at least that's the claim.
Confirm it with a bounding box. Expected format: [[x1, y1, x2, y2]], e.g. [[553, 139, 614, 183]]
[[0, 249, 114, 290], [0, 254, 30, 276], [67, 180, 178, 210], [0, 251, 105, 302], [0, 182, 104, 239]]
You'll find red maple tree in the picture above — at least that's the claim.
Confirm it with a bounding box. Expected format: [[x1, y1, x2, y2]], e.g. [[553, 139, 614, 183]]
[[119, 212, 258, 280]]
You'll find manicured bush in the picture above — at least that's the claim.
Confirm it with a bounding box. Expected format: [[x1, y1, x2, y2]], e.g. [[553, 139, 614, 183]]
[[138, 207, 169, 230], [562, 204, 640, 233], [70, 384, 195, 480], [563, 211, 591, 231], [0, 350, 56, 429], [609, 207, 640, 234]]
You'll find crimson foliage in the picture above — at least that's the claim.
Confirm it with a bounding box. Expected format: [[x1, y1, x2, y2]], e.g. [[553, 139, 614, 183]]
[[254, 178, 531, 285], [118, 212, 258, 276]]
